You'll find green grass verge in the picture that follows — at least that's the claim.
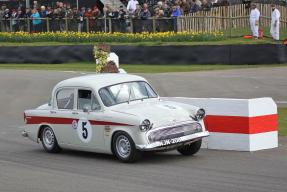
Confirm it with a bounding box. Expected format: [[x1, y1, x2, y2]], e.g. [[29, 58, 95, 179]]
[[278, 108, 287, 136], [0, 37, 281, 47], [1, 63, 287, 73]]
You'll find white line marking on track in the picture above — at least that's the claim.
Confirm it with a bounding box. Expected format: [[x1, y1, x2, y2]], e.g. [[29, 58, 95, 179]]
[[276, 101, 287, 104], [62, 71, 77, 73]]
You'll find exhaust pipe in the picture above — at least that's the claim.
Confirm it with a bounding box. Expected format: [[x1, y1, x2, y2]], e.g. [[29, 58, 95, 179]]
[[21, 131, 28, 137]]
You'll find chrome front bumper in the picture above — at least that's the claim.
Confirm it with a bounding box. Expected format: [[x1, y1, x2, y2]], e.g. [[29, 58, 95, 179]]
[[136, 131, 209, 151]]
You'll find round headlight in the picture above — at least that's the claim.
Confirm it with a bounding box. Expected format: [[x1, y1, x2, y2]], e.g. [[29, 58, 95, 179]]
[[195, 108, 205, 121], [139, 119, 152, 132]]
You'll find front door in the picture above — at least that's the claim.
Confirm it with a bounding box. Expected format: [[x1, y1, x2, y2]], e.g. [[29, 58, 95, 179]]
[[73, 89, 105, 150]]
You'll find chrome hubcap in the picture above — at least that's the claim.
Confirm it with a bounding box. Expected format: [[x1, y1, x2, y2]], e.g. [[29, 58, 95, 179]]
[[43, 128, 54, 149], [116, 135, 131, 158]]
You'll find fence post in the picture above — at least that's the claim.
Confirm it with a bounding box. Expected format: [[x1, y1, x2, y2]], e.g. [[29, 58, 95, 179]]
[[46, 18, 50, 32], [229, 17, 232, 38], [152, 17, 156, 32], [130, 18, 133, 33], [109, 18, 112, 33], [104, 17, 107, 32], [206, 16, 209, 33], [229, 5, 232, 38], [65, 17, 68, 31], [177, 17, 182, 32], [9, 18, 12, 32], [86, 17, 89, 32], [27, 18, 31, 33]]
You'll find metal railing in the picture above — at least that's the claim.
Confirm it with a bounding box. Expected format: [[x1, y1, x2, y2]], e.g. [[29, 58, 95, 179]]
[[1, 16, 287, 40], [0, 17, 176, 33]]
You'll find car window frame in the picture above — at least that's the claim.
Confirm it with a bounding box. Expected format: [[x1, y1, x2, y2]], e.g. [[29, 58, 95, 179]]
[[98, 81, 159, 107], [54, 87, 77, 111], [76, 87, 102, 112]]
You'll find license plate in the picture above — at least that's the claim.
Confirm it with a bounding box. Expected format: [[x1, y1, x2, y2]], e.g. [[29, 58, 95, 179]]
[[160, 138, 182, 146]]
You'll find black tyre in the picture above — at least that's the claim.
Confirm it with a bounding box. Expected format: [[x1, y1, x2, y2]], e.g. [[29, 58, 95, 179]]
[[40, 126, 61, 153], [112, 132, 141, 163], [177, 139, 202, 156]]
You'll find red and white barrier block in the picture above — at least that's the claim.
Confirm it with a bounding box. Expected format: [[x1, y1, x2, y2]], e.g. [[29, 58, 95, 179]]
[[165, 97, 278, 151]]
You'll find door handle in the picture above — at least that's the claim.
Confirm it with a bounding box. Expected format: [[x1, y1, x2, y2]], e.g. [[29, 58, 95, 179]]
[[50, 111, 56, 114], [72, 112, 79, 115]]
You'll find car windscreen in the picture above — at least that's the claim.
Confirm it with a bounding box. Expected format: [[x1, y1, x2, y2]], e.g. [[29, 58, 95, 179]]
[[99, 81, 158, 107]]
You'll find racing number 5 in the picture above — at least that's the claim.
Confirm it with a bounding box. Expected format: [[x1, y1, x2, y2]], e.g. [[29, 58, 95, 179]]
[[82, 122, 88, 139], [76, 119, 92, 143]]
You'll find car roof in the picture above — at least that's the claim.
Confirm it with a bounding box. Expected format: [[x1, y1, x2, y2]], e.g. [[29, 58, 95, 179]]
[[54, 73, 147, 90]]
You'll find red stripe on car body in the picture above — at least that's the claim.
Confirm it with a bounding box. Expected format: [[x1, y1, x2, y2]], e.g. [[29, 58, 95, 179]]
[[25, 116, 133, 126], [25, 114, 277, 134]]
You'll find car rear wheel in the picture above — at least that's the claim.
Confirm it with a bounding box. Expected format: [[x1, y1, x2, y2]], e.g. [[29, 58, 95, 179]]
[[177, 139, 202, 156], [41, 126, 61, 153], [112, 132, 141, 163]]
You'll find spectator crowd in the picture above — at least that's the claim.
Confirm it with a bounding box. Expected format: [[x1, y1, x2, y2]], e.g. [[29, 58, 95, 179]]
[[0, 0, 225, 33]]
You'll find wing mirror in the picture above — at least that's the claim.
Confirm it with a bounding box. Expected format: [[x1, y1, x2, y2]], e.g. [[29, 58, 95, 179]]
[[83, 105, 90, 113]]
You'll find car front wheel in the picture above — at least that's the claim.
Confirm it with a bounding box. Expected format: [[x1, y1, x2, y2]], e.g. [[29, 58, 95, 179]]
[[112, 132, 141, 163], [41, 126, 61, 153], [177, 139, 202, 156]]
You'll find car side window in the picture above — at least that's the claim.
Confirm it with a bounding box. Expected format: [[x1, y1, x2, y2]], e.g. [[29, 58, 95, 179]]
[[91, 94, 101, 111], [57, 89, 74, 110], [78, 89, 101, 111]]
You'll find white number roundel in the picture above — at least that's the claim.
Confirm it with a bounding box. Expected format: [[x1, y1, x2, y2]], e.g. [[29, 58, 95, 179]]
[[77, 119, 92, 143]]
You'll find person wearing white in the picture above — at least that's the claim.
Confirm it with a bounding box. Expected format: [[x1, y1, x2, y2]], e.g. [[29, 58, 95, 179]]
[[270, 4, 280, 40], [249, 4, 260, 38], [127, 0, 139, 13]]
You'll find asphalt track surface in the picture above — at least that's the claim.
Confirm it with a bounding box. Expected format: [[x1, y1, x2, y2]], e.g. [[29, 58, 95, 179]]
[[0, 68, 287, 192]]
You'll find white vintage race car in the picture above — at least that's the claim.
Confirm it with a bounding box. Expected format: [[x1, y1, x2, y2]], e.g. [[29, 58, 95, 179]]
[[21, 74, 209, 162]]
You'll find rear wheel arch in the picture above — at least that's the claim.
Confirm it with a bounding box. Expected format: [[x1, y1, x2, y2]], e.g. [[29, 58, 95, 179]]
[[38, 124, 53, 141], [39, 125, 61, 153]]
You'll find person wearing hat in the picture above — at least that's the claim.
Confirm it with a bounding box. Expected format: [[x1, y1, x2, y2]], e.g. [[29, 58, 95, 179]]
[[270, 4, 280, 41], [249, 4, 260, 39]]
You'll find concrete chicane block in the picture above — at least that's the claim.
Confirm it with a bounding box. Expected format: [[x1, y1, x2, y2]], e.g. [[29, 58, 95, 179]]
[[164, 97, 278, 151]]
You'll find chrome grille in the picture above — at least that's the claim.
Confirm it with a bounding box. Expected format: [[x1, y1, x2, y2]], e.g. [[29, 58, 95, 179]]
[[148, 122, 202, 142]]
